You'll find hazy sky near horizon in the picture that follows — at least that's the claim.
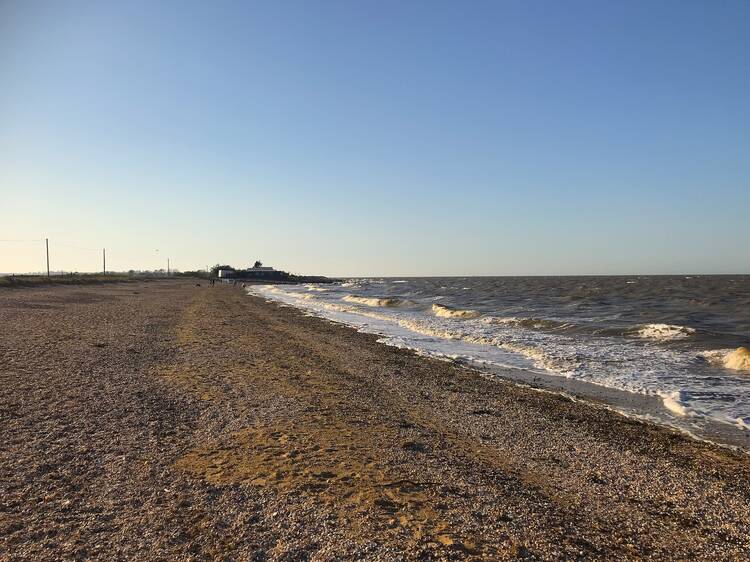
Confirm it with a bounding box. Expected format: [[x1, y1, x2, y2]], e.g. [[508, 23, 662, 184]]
[[1, 0, 748, 276]]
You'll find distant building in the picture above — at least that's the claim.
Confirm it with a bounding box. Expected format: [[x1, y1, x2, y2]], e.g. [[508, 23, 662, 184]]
[[217, 264, 287, 280], [214, 261, 333, 284], [242, 265, 287, 280]]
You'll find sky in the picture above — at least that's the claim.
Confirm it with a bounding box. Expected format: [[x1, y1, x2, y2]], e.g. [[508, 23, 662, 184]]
[[1, 0, 748, 276]]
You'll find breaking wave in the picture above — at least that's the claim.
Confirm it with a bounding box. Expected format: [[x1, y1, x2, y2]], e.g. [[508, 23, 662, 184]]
[[343, 295, 405, 307], [631, 323, 696, 341], [485, 316, 571, 331], [661, 391, 691, 417], [701, 347, 750, 372], [431, 303, 480, 319]]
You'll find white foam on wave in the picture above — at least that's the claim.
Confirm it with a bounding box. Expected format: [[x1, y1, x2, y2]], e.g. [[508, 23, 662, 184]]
[[661, 391, 691, 417], [281, 290, 317, 301], [343, 295, 404, 307], [432, 303, 480, 319], [485, 316, 570, 331], [726, 347, 750, 371], [633, 323, 696, 341], [700, 347, 750, 372]]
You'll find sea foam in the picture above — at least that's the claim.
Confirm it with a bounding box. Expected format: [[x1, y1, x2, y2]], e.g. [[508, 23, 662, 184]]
[[700, 347, 750, 372], [661, 391, 691, 416], [633, 323, 696, 341], [699, 346, 750, 371], [432, 303, 480, 319], [725, 347, 750, 371], [486, 316, 570, 331], [343, 295, 404, 307]]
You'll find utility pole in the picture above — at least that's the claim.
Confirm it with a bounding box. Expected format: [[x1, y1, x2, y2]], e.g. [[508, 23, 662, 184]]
[[167, 258, 170, 276], [103, 248, 106, 275], [45, 238, 50, 277]]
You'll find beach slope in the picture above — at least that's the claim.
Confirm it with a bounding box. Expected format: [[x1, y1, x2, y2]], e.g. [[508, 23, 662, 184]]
[[1, 281, 749, 560]]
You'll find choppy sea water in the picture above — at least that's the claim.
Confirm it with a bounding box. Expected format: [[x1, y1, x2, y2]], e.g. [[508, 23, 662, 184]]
[[247, 276, 750, 447]]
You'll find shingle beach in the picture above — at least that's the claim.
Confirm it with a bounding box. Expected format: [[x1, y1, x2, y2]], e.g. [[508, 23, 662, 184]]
[[2, 281, 749, 560]]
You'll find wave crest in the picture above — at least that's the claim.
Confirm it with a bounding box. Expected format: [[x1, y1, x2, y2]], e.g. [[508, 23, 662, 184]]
[[701, 347, 750, 372], [661, 391, 691, 416], [485, 316, 570, 331], [631, 323, 696, 341], [431, 303, 480, 319], [726, 347, 750, 371], [343, 295, 404, 307]]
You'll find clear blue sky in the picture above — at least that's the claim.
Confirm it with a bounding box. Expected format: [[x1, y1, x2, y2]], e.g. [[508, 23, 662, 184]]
[[1, 0, 748, 275]]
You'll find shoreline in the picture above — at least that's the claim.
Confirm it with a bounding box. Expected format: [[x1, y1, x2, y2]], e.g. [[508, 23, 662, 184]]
[[3, 280, 750, 559], [481, 362, 750, 453], [250, 284, 750, 452]]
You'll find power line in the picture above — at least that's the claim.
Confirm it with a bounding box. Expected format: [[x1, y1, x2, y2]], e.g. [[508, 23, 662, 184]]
[[54, 241, 102, 252], [2, 237, 178, 275], [0, 239, 43, 242]]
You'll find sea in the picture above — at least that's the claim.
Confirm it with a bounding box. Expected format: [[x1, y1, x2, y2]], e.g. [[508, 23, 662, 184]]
[[247, 276, 750, 449]]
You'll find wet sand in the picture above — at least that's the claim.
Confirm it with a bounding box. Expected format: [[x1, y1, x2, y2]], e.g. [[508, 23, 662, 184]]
[[2, 280, 750, 560], [479, 361, 750, 451]]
